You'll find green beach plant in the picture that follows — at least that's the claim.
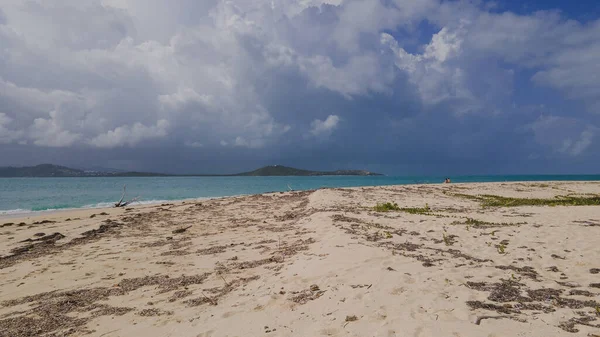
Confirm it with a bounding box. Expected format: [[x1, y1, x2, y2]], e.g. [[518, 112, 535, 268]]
[[451, 217, 523, 228], [373, 202, 431, 215], [443, 232, 451, 246], [451, 193, 600, 207], [374, 202, 401, 212]]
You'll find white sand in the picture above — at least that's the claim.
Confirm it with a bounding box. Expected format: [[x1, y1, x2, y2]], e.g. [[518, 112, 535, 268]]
[[1, 181, 599, 336]]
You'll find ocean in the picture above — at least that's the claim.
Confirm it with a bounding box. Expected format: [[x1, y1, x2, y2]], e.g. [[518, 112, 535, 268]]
[[1, 175, 600, 215]]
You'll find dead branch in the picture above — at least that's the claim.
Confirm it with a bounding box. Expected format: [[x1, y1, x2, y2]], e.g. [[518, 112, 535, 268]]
[[201, 291, 217, 306], [115, 185, 126, 206], [172, 226, 192, 234], [474, 315, 511, 325], [114, 185, 141, 208]]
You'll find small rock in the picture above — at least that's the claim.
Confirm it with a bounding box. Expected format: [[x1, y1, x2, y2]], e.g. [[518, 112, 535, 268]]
[[590, 268, 600, 274]]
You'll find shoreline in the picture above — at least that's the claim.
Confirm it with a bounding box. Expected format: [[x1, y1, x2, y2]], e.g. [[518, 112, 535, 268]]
[[1, 181, 599, 336], [0, 197, 218, 220], [2, 179, 598, 220]]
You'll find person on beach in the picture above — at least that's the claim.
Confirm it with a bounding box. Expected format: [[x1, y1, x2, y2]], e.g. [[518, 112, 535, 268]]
[[444, 178, 451, 183]]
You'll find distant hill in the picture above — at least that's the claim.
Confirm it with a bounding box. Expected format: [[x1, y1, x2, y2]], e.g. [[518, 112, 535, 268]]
[[0, 164, 86, 177], [0, 164, 166, 177], [236, 165, 382, 176], [0, 164, 382, 177]]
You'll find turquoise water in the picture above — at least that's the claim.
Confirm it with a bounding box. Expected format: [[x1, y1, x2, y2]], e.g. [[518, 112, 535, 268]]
[[1, 175, 600, 215]]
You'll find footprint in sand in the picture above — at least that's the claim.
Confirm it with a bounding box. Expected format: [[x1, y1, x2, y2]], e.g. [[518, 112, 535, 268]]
[[390, 287, 406, 295], [403, 274, 416, 284], [320, 327, 339, 336], [221, 311, 239, 318]]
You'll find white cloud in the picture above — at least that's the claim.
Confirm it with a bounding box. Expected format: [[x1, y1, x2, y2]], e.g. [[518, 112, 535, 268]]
[[184, 141, 204, 148], [530, 116, 596, 156], [310, 115, 340, 136], [570, 130, 594, 156], [0, 112, 23, 144], [88, 120, 169, 148], [234, 136, 265, 149], [29, 110, 82, 147]]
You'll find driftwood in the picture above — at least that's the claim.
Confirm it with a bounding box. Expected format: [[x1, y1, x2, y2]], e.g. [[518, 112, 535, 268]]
[[172, 226, 192, 234], [114, 185, 140, 208]]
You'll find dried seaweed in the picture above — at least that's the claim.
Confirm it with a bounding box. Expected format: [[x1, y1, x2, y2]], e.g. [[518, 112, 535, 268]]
[[289, 285, 326, 305], [495, 265, 539, 281], [0, 273, 210, 336], [185, 275, 260, 307], [137, 308, 173, 316], [197, 245, 228, 255]]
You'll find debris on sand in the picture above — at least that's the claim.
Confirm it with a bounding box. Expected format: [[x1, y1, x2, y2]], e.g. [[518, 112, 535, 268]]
[[0, 220, 122, 269], [0, 273, 211, 336], [290, 285, 326, 305], [172, 225, 192, 234], [137, 308, 173, 316], [345, 315, 358, 322]]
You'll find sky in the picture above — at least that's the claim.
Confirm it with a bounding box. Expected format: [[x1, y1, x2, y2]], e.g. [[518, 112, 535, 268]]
[[1, 0, 600, 175]]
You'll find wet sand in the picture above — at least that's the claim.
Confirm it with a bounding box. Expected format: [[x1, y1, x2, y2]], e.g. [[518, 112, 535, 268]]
[[1, 182, 599, 336]]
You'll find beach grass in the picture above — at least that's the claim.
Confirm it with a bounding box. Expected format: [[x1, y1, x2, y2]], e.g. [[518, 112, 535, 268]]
[[452, 193, 600, 207], [451, 217, 523, 228], [374, 202, 431, 214]]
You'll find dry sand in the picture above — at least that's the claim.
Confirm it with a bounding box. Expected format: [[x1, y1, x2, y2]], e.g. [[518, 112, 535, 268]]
[[1, 181, 599, 337]]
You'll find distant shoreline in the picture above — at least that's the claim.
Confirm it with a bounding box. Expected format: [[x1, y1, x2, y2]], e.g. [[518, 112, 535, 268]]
[[0, 164, 383, 178]]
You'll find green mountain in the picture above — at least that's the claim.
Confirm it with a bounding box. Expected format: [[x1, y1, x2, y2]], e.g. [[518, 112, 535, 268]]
[[0, 164, 382, 177], [0, 164, 86, 177], [0, 164, 166, 177], [236, 165, 382, 176]]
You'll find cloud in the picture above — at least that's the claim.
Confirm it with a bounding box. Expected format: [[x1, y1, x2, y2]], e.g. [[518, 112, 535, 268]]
[[0, 0, 599, 173], [29, 111, 82, 147], [530, 116, 597, 156], [88, 120, 169, 148], [0, 112, 23, 144], [310, 115, 340, 136], [184, 141, 203, 148]]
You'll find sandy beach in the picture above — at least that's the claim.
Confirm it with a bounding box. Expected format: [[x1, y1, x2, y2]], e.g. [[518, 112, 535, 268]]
[[1, 181, 599, 337]]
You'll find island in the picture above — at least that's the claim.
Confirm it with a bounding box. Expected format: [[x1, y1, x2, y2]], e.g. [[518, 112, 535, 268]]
[[0, 164, 383, 177], [236, 165, 382, 176]]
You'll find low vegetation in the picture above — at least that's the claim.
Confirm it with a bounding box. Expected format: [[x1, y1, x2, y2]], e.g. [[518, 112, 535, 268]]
[[374, 202, 401, 212], [374, 202, 431, 215], [452, 193, 600, 207], [452, 218, 523, 229]]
